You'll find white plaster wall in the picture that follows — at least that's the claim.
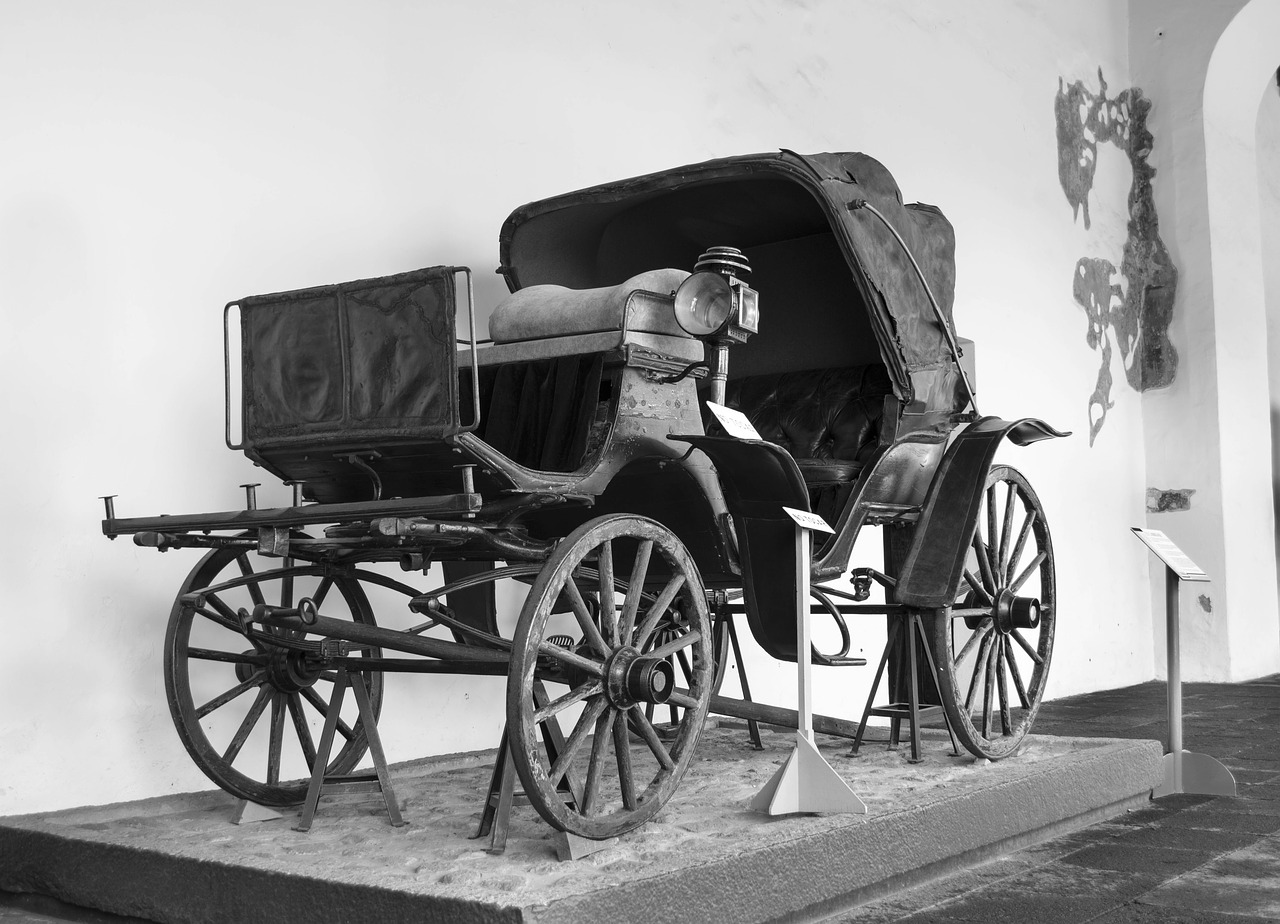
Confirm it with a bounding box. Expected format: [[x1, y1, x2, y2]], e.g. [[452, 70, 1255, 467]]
[[1262, 88, 1280, 546], [0, 0, 1149, 816], [1129, 0, 1247, 680]]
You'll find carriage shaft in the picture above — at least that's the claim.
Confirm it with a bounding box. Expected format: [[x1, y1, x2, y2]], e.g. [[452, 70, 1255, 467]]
[[278, 613, 509, 665], [709, 694, 861, 740]]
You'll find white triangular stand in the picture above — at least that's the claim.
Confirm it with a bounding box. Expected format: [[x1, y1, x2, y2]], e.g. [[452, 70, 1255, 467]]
[[750, 510, 867, 817], [750, 733, 866, 815], [1154, 750, 1236, 798], [231, 799, 283, 825]]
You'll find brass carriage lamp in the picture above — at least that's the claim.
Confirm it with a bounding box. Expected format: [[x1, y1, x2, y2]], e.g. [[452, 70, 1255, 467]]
[[673, 246, 758, 406]]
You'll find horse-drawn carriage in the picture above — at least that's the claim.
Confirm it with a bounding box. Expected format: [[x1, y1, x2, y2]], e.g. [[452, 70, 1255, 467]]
[[102, 150, 1063, 840]]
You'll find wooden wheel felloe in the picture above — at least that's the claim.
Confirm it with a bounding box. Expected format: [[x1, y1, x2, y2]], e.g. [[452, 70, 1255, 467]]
[[930, 465, 1056, 760], [507, 514, 714, 840], [164, 544, 383, 806]]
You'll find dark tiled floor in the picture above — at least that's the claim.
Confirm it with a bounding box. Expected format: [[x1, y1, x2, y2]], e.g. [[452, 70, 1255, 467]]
[[843, 676, 1280, 923]]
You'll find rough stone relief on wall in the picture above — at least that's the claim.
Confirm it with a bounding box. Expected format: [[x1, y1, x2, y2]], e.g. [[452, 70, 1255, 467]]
[[1055, 68, 1179, 446]]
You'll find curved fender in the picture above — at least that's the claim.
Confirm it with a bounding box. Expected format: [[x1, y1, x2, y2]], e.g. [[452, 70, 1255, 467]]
[[669, 433, 811, 661], [894, 416, 1068, 608]]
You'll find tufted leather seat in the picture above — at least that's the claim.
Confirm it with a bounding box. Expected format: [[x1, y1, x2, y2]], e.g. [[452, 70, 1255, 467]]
[[722, 365, 893, 516]]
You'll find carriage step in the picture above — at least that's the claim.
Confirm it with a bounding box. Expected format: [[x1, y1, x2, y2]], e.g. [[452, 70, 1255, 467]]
[[294, 666, 406, 832]]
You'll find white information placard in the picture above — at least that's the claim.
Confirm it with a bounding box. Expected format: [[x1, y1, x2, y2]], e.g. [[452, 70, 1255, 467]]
[[1131, 528, 1210, 582], [706, 402, 762, 441], [783, 506, 834, 534]]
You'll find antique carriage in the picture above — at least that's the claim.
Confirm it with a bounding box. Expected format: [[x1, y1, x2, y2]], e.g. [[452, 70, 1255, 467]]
[[102, 150, 1064, 840]]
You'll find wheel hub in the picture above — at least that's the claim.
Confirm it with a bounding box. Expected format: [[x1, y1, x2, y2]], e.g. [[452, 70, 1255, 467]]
[[236, 649, 323, 692], [994, 587, 1041, 633], [605, 646, 676, 708]]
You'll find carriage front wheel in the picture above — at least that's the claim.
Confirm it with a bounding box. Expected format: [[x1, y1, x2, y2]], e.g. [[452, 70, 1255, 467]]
[[164, 543, 384, 806], [507, 514, 714, 840], [929, 464, 1056, 760]]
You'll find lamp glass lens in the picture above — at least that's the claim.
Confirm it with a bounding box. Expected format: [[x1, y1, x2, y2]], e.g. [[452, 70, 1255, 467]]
[[674, 272, 732, 336]]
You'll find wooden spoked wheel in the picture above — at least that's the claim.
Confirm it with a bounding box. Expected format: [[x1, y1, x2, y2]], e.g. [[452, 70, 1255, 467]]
[[164, 545, 383, 806], [930, 465, 1056, 759], [507, 514, 714, 839]]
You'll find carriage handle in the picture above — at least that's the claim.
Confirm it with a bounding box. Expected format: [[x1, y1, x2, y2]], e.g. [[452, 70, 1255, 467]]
[[848, 199, 980, 417]]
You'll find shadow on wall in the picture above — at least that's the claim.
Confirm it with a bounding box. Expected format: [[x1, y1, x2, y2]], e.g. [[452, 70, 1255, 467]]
[[1055, 68, 1179, 446]]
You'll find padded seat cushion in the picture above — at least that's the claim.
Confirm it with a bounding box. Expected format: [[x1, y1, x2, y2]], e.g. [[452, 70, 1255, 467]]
[[488, 268, 691, 344], [723, 365, 893, 482]]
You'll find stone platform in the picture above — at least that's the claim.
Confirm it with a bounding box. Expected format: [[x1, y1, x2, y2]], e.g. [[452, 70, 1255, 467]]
[[0, 724, 1162, 924]]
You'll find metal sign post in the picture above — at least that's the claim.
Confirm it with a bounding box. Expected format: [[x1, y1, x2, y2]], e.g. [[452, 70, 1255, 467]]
[[1131, 528, 1236, 798], [750, 507, 867, 816]]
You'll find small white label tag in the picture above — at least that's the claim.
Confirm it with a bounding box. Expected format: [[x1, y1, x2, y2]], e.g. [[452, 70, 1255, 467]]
[[707, 402, 762, 441], [1131, 528, 1210, 582], [783, 506, 834, 534]]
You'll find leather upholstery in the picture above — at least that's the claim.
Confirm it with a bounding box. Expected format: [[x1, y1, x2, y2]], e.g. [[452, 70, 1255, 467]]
[[723, 364, 892, 516], [488, 268, 691, 343]]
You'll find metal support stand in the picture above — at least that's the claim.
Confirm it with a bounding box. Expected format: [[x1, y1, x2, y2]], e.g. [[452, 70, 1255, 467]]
[[1130, 528, 1236, 798], [718, 606, 764, 749], [475, 683, 586, 856], [1153, 567, 1236, 798], [852, 612, 958, 762], [751, 513, 866, 816], [295, 665, 405, 832]]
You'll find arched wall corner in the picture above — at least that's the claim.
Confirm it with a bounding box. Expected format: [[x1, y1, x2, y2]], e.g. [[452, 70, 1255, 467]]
[[1202, 0, 1280, 678]]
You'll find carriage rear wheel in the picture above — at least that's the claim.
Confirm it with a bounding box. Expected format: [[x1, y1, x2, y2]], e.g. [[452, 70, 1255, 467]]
[[507, 514, 714, 839], [929, 465, 1055, 760], [164, 543, 383, 806]]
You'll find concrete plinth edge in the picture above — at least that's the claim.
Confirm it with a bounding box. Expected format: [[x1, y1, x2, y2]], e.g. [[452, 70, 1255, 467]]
[[0, 735, 1162, 924]]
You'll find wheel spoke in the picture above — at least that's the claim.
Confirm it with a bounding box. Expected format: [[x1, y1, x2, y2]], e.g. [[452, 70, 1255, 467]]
[[628, 705, 676, 771], [964, 632, 994, 713], [266, 693, 285, 785], [311, 576, 334, 609], [235, 555, 267, 609], [646, 629, 701, 661], [1010, 550, 1048, 594], [1010, 627, 1044, 665], [667, 688, 699, 709], [597, 541, 617, 646], [1005, 509, 1038, 584], [962, 570, 993, 606], [982, 640, 998, 737], [954, 620, 993, 666], [536, 638, 605, 677], [563, 580, 611, 658], [187, 647, 266, 666], [618, 539, 653, 645], [300, 686, 356, 741], [612, 711, 637, 810], [548, 696, 608, 787], [533, 680, 605, 724], [197, 596, 256, 640], [998, 482, 1017, 580], [985, 485, 999, 582], [287, 693, 317, 768], [1004, 639, 1031, 709], [634, 575, 687, 649], [195, 671, 264, 719], [972, 532, 999, 596], [221, 686, 271, 765], [582, 707, 614, 815], [996, 638, 1012, 736]]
